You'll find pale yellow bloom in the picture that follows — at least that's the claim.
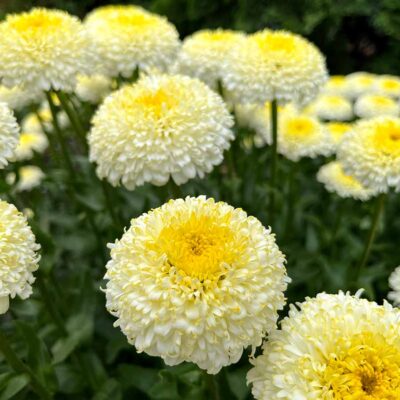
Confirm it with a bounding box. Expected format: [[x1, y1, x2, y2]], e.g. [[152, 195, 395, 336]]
[[344, 71, 376, 99], [105, 196, 289, 373], [0, 200, 40, 314], [373, 75, 400, 98], [311, 94, 353, 121], [248, 291, 400, 399], [0, 102, 20, 168], [354, 94, 399, 118]]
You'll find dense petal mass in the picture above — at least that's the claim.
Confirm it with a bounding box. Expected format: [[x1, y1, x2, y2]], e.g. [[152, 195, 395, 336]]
[[0, 8, 96, 92], [85, 5, 180, 78], [223, 30, 328, 105], [174, 29, 246, 90], [317, 161, 378, 201], [75, 74, 112, 104], [104, 196, 289, 373], [0, 85, 43, 111], [0, 102, 20, 168], [338, 117, 400, 192], [248, 292, 400, 399], [311, 94, 353, 121], [372, 75, 400, 98], [0, 200, 40, 314], [89, 74, 234, 189], [354, 94, 399, 118], [344, 72, 376, 99]]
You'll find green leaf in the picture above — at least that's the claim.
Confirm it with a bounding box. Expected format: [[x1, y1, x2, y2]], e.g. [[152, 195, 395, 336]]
[[92, 379, 122, 400], [118, 364, 159, 394], [0, 374, 30, 400]]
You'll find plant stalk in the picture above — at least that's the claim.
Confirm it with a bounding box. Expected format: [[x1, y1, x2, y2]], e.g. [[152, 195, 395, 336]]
[[269, 99, 279, 225]]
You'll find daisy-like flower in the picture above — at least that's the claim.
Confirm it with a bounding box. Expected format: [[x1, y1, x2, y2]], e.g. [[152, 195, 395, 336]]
[[373, 75, 400, 98], [322, 75, 347, 97], [84, 5, 180, 78], [89, 74, 234, 190], [173, 29, 246, 90], [0, 85, 43, 111], [338, 117, 400, 192], [104, 196, 289, 373], [324, 122, 352, 149], [388, 266, 400, 305], [354, 94, 399, 119], [317, 161, 377, 201], [311, 94, 353, 121], [255, 106, 332, 161], [0, 199, 40, 314], [0, 8, 95, 92], [344, 71, 376, 99], [0, 102, 20, 169], [75, 74, 112, 104], [7, 166, 45, 192], [248, 291, 400, 399], [223, 29, 327, 105], [14, 130, 48, 161]]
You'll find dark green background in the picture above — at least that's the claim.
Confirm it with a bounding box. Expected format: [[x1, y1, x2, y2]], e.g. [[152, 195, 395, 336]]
[[1, 0, 400, 75]]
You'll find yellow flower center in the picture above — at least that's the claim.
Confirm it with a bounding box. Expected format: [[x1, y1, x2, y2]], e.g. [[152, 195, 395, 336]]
[[256, 33, 296, 53], [329, 76, 346, 85], [327, 122, 350, 142], [371, 96, 393, 107], [200, 31, 238, 42], [19, 133, 39, 147], [130, 88, 178, 119], [382, 79, 400, 91], [335, 164, 361, 189], [324, 96, 346, 107], [323, 333, 400, 399], [286, 117, 315, 138], [373, 121, 400, 155], [9, 10, 62, 35], [156, 213, 241, 284]]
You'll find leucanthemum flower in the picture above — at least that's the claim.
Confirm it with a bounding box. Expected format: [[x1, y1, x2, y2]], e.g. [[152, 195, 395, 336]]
[[84, 5, 180, 78], [344, 71, 376, 99], [248, 291, 400, 400], [173, 29, 246, 90], [0, 102, 20, 169], [7, 166, 45, 192], [322, 75, 347, 97], [311, 94, 353, 121], [354, 94, 399, 119], [104, 196, 289, 373], [75, 74, 112, 104], [255, 106, 332, 161], [373, 75, 400, 98], [0, 85, 43, 111], [317, 161, 377, 201], [89, 74, 234, 189], [0, 200, 40, 314], [388, 266, 400, 306], [223, 29, 328, 105], [338, 117, 400, 192], [324, 122, 352, 148], [0, 8, 96, 92]]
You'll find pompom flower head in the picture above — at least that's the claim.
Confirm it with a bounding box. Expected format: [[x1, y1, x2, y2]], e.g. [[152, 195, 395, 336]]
[[317, 161, 377, 201], [254, 106, 332, 161], [324, 122, 352, 149], [89, 74, 234, 189], [84, 5, 180, 78], [311, 94, 353, 121], [322, 75, 347, 97], [344, 71, 376, 99], [0, 200, 40, 314], [0, 102, 20, 168], [7, 166, 45, 192], [373, 75, 400, 98], [0, 85, 43, 111], [388, 266, 400, 306], [355, 94, 399, 119], [338, 117, 400, 192], [248, 291, 400, 399], [174, 29, 245, 90], [223, 29, 328, 105], [0, 8, 95, 92], [104, 196, 289, 373]]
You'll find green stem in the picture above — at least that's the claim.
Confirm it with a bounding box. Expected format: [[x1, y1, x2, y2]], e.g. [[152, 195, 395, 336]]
[[56, 91, 88, 152], [283, 162, 296, 239], [45, 92, 77, 182], [0, 329, 52, 399], [355, 193, 386, 282], [269, 99, 278, 225], [204, 373, 220, 400], [101, 180, 121, 228]]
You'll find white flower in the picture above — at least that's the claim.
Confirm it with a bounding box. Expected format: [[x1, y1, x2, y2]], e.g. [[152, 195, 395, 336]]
[[354, 94, 399, 119], [104, 196, 289, 373], [388, 266, 400, 306], [311, 94, 353, 121], [89, 74, 234, 190], [0, 102, 20, 168], [75, 74, 113, 104], [344, 72, 376, 99], [0, 200, 40, 314]]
